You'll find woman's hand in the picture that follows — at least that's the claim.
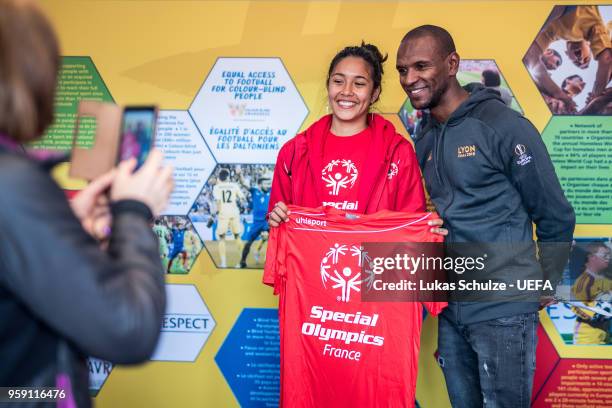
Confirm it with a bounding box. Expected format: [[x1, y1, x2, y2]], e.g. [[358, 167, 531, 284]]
[[111, 149, 174, 216], [70, 169, 115, 241], [428, 218, 448, 237], [268, 201, 290, 228]]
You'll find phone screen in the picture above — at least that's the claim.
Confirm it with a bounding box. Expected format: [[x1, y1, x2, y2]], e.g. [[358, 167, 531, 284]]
[[118, 107, 157, 169]]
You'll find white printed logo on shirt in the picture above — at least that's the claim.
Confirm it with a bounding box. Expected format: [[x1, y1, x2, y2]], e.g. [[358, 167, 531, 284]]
[[322, 159, 359, 196], [320, 243, 363, 302], [387, 161, 399, 180], [514, 144, 532, 166]]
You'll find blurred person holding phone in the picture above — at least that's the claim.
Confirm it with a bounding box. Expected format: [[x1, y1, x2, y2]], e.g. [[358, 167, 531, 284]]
[[0, 0, 174, 406]]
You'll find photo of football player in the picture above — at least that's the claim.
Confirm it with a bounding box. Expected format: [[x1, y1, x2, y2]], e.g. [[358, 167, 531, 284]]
[[546, 239, 612, 345], [189, 164, 275, 269], [213, 168, 245, 267], [571, 242, 612, 345], [236, 167, 272, 269], [154, 216, 203, 274]]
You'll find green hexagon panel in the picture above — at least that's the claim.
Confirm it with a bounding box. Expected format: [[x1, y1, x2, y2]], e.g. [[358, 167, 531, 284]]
[[542, 116, 612, 224], [30, 56, 114, 151]]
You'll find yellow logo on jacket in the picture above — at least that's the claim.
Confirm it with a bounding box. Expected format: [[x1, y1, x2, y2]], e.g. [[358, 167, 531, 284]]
[[457, 145, 476, 158]]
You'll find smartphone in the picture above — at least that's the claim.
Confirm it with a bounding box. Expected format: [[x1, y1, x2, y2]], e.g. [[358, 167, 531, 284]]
[[117, 106, 158, 169]]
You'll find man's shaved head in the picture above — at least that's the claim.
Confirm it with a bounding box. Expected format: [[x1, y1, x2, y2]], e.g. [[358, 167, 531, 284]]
[[401, 25, 456, 57], [397, 24, 466, 122]]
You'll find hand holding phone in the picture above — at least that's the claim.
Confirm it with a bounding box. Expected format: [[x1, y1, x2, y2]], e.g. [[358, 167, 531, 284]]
[[118, 106, 158, 169]]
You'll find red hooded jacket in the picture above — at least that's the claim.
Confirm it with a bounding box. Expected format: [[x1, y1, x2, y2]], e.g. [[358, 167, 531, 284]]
[[269, 113, 426, 214]]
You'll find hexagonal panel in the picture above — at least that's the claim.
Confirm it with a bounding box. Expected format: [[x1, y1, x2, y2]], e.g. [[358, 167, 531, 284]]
[[541, 116, 612, 224], [150, 284, 216, 362], [87, 357, 113, 397], [531, 325, 561, 405], [30, 56, 114, 151], [398, 59, 522, 138], [532, 358, 611, 407], [155, 110, 216, 216], [546, 237, 611, 345], [189, 57, 308, 164], [153, 216, 203, 274], [215, 308, 280, 407], [522, 5, 612, 115], [189, 163, 274, 269]]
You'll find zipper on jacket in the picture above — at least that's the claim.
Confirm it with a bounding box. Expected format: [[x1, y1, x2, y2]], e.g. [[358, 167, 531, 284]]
[[434, 123, 457, 222]]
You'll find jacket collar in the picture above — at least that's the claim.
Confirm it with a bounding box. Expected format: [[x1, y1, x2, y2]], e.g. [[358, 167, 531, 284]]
[[0, 133, 69, 170]]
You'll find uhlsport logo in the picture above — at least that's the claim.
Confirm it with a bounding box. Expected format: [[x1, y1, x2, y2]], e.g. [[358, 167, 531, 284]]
[[319, 243, 365, 302], [296, 216, 327, 227], [321, 159, 358, 196]]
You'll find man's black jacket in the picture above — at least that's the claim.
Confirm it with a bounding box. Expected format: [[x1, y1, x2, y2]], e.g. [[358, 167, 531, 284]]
[[415, 84, 575, 324]]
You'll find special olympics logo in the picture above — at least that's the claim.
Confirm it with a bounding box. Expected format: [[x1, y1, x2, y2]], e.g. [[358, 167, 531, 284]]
[[322, 159, 358, 196], [387, 161, 399, 180], [320, 243, 365, 302]]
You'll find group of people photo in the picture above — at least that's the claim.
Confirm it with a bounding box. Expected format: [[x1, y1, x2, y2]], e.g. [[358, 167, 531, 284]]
[[524, 5, 612, 115]]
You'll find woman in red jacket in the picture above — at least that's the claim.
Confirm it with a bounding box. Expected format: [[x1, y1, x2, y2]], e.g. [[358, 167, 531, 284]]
[[268, 42, 445, 234]]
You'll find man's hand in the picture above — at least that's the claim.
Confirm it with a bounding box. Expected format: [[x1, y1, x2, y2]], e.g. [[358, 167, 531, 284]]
[[428, 218, 448, 236], [268, 201, 290, 227], [539, 295, 557, 310], [544, 94, 576, 114]]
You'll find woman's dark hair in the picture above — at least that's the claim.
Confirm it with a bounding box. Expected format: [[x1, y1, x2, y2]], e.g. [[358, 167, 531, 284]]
[[326, 42, 388, 103], [0, 0, 60, 142]]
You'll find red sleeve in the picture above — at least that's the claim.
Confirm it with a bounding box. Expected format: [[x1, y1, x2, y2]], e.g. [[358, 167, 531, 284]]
[[268, 140, 295, 213], [394, 141, 426, 213], [262, 223, 287, 295], [422, 301, 447, 316]]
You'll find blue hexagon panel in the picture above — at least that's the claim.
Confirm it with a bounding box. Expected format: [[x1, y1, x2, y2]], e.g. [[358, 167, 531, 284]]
[[189, 57, 308, 164], [155, 110, 216, 216], [216, 308, 280, 407]]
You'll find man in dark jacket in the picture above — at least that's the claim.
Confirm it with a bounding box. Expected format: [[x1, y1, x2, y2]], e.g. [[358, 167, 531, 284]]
[[396, 25, 575, 407]]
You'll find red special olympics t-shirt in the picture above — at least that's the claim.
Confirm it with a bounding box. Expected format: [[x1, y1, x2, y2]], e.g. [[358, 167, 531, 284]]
[[263, 205, 446, 408], [320, 128, 371, 212]]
